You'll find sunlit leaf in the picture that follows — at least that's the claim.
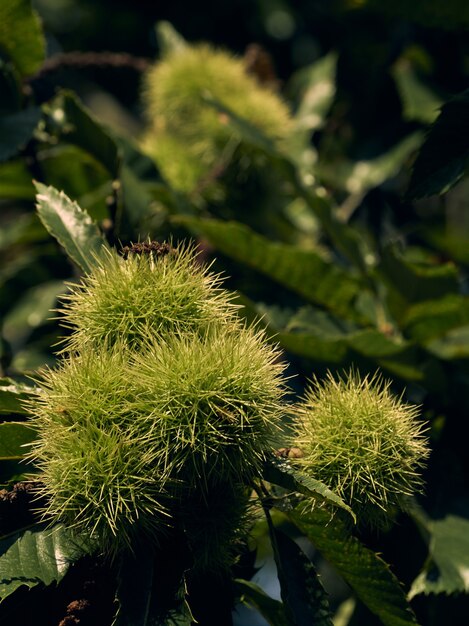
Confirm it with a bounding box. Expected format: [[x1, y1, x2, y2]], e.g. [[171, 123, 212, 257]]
[[392, 61, 442, 124], [0, 378, 36, 415], [0, 525, 87, 601], [35, 182, 110, 273]]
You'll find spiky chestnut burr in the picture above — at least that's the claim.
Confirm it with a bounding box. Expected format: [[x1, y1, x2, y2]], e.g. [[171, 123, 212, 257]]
[[290, 371, 429, 527], [141, 43, 291, 193], [59, 243, 239, 352]]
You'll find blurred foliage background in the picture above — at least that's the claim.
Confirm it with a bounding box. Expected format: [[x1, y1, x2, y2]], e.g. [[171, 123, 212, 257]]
[[0, 0, 469, 624]]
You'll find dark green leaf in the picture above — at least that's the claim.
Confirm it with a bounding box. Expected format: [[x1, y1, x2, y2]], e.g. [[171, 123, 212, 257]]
[[45, 91, 121, 178], [0, 0, 45, 77], [409, 507, 469, 597], [0, 422, 37, 460], [0, 525, 87, 600], [34, 182, 110, 273], [264, 456, 356, 522], [0, 378, 36, 415], [236, 579, 288, 626], [407, 89, 469, 199], [176, 217, 364, 320], [289, 506, 419, 626], [271, 529, 333, 626], [380, 244, 460, 313], [115, 547, 158, 626], [0, 107, 41, 162]]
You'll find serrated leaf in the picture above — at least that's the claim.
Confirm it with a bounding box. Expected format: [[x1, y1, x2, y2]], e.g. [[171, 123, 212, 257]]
[[409, 512, 469, 598], [0, 107, 41, 162], [289, 506, 419, 626], [34, 182, 110, 273], [0, 378, 36, 415], [176, 217, 364, 321], [407, 89, 469, 199], [0, 422, 37, 460], [264, 457, 356, 522], [0, 525, 87, 601], [0, 0, 45, 77], [45, 91, 121, 178], [272, 529, 334, 626], [236, 579, 288, 626]]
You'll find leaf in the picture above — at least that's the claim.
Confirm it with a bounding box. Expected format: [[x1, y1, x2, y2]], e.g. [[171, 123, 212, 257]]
[[115, 547, 157, 626], [175, 216, 364, 320], [45, 91, 121, 178], [318, 133, 423, 195], [289, 506, 419, 626], [264, 457, 356, 522], [380, 244, 460, 311], [0, 107, 41, 162], [0, 378, 36, 415], [0, 422, 37, 460], [0, 525, 87, 601], [271, 528, 333, 626], [236, 579, 288, 626], [34, 182, 110, 273], [289, 53, 337, 133], [2, 280, 66, 347], [0, 0, 45, 77], [391, 61, 442, 124], [202, 96, 367, 273], [407, 89, 469, 199], [0, 160, 35, 200], [409, 510, 469, 598], [156, 21, 188, 57]]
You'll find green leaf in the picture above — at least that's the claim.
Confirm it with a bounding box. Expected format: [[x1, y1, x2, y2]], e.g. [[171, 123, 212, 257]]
[[0, 422, 37, 460], [264, 457, 356, 522], [289, 506, 419, 626], [380, 244, 460, 312], [318, 133, 423, 195], [115, 547, 158, 626], [407, 89, 469, 199], [0, 378, 36, 415], [391, 61, 442, 124], [236, 579, 288, 626], [0, 107, 41, 162], [176, 217, 364, 320], [0, 0, 45, 77], [2, 280, 66, 347], [409, 510, 469, 598], [202, 96, 367, 273], [271, 529, 333, 626], [34, 182, 110, 273], [289, 53, 337, 133], [0, 525, 87, 601], [156, 21, 188, 57], [0, 160, 35, 200], [45, 91, 121, 178]]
